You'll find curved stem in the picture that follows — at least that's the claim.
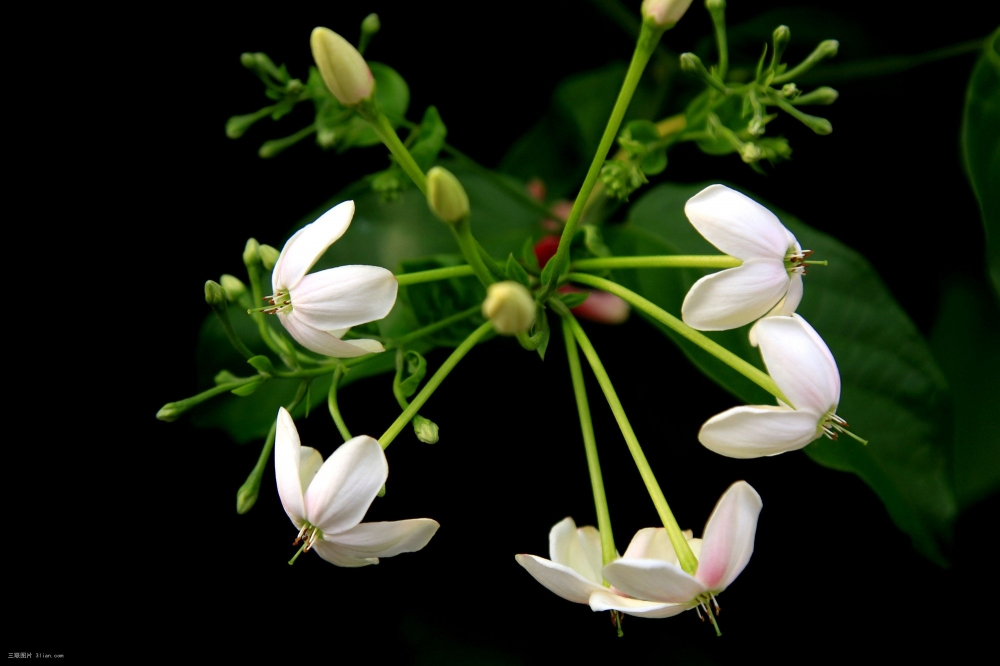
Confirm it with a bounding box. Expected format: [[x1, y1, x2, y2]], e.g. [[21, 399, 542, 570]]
[[563, 313, 697, 575], [378, 321, 494, 449], [361, 101, 428, 194], [566, 273, 787, 404], [572, 255, 741, 270], [562, 317, 616, 569], [327, 365, 352, 442], [539, 22, 664, 300]]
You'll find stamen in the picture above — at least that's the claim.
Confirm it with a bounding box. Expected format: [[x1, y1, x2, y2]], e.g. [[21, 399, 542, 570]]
[[695, 605, 705, 622], [710, 594, 721, 615]]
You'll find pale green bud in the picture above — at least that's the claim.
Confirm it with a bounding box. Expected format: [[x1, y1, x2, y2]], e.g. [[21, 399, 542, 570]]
[[310, 27, 374, 106], [236, 480, 259, 514], [781, 83, 800, 99], [220, 274, 247, 302], [426, 166, 470, 224], [156, 403, 182, 422], [361, 13, 380, 37], [680, 53, 729, 94], [482, 281, 536, 335], [795, 86, 839, 105], [642, 0, 694, 28], [413, 416, 439, 444], [772, 25, 791, 64], [740, 143, 762, 163], [243, 238, 260, 268], [204, 280, 226, 307], [258, 244, 280, 270]]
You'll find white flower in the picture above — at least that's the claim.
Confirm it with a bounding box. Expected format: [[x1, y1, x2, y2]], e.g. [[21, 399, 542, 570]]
[[266, 200, 397, 357], [681, 184, 809, 332], [514, 517, 608, 605], [275, 407, 439, 566], [699, 314, 848, 458], [590, 481, 761, 620]]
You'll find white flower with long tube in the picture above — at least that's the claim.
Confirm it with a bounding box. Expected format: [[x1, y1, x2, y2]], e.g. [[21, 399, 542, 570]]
[[589, 481, 761, 621], [681, 185, 811, 332], [699, 314, 857, 458], [514, 517, 610, 605], [275, 407, 439, 566], [264, 200, 397, 357]]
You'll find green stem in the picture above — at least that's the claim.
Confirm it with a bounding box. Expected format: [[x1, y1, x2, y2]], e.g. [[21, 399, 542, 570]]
[[561, 317, 616, 569], [566, 273, 787, 404], [392, 305, 481, 347], [378, 321, 493, 449], [207, 299, 256, 361], [707, 1, 729, 80], [539, 21, 664, 300], [236, 381, 309, 514], [361, 101, 428, 194], [327, 365, 352, 442], [563, 313, 697, 575], [396, 265, 475, 286], [449, 219, 495, 286], [572, 255, 742, 270], [157, 376, 262, 421]]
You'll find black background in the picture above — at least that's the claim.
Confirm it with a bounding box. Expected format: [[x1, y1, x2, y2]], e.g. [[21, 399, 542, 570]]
[[23, 0, 998, 660]]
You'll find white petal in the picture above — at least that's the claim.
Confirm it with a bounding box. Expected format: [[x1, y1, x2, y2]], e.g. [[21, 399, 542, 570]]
[[274, 407, 306, 526], [684, 185, 789, 260], [514, 554, 606, 605], [279, 314, 382, 358], [303, 435, 387, 535], [602, 559, 706, 603], [291, 266, 398, 331], [699, 405, 821, 458], [325, 519, 439, 560], [273, 201, 355, 292], [748, 273, 803, 347], [621, 527, 679, 565], [681, 260, 790, 331], [755, 315, 840, 413], [311, 540, 378, 567], [340, 338, 386, 354], [549, 518, 602, 584], [696, 481, 762, 592], [298, 446, 323, 494], [589, 589, 692, 618]]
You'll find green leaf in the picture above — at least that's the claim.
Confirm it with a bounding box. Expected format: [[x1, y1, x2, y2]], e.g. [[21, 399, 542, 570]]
[[247, 355, 275, 375], [960, 29, 1000, 298], [231, 378, 264, 397], [532, 309, 551, 361], [394, 349, 428, 400], [930, 277, 1000, 510], [610, 182, 956, 564], [557, 292, 590, 309], [398, 256, 485, 347]]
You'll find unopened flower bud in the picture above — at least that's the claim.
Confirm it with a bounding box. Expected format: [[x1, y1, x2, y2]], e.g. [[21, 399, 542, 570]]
[[680, 53, 729, 94], [781, 83, 800, 99], [482, 281, 536, 335], [220, 274, 247, 302], [740, 143, 762, 163], [258, 244, 280, 270], [205, 280, 226, 307], [361, 13, 380, 38], [427, 166, 470, 224], [236, 480, 259, 514], [412, 416, 439, 444], [243, 238, 260, 268], [772, 25, 791, 63], [642, 0, 694, 28], [310, 27, 375, 106], [794, 86, 839, 106], [156, 403, 181, 422]]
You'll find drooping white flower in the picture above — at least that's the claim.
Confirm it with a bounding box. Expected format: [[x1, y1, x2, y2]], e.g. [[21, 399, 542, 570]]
[[681, 184, 810, 332], [275, 407, 438, 566], [699, 314, 851, 458], [590, 481, 761, 620], [514, 517, 610, 605], [265, 200, 397, 357]]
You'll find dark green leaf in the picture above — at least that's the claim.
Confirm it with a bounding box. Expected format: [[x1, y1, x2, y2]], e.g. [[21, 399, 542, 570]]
[[611, 182, 956, 564], [533, 309, 551, 361], [521, 236, 541, 274], [231, 378, 264, 397], [505, 253, 531, 288], [399, 256, 485, 347], [558, 292, 590, 309], [960, 29, 1000, 298], [247, 355, 275, 375]]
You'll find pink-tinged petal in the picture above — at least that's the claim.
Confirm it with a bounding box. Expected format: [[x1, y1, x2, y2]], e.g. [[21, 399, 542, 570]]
[[274, 407, 306, 527], [327, 519, 439, 559], [748, 273, 803, 347], [589, 589, 693, 618], [696, 482, 762, 592], [602, 559, 706, 603], [311, 540, 378, 567], [279, 314, 382, 358], [681, 260, 790, 330], [571, 291, 631, 325], [549, 518, 602, 584], [273, 201, 355, 292], [684, 185, 789, 260], [291, 265, 398, 330], [304, 435, 387, 535], [622, 528, 679, 565], [699, 405, 821, 458], [755, 315, 839, 413], [514, 554, 606, 605]]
